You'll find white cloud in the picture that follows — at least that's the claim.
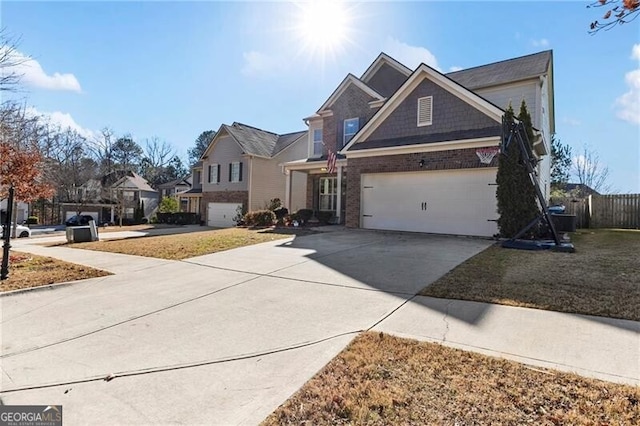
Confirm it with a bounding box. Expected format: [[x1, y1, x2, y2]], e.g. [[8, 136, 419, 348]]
[[382, 37, 439, 71], [631, 44, 640, 61], [531, 38, 550, 48], [1, 48, 82, 92], [27, 106, 95, 139], [449, 66, 463, 72], [241, 51, 288, 77], [615, 45, 640, 125], [561, 117, 582, 126]]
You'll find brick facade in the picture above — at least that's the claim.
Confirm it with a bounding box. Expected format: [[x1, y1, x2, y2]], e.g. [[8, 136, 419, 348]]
[[201, 190, 248, 217], [324, 84, 379, 153], [345, 147, 498, 227]]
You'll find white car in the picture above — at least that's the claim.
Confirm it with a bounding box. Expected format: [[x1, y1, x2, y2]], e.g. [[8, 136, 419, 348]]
[[1, 223, 31, 238]]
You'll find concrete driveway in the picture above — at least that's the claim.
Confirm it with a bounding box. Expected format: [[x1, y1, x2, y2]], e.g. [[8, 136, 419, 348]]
[[0, 230, 491, 425]]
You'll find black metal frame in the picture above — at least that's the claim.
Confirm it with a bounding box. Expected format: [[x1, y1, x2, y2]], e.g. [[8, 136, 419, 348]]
[[501, 116, 562, 246]]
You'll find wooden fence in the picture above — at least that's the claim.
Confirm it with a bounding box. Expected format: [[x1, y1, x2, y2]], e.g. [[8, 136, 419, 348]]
[[551, 194, 640, 229]]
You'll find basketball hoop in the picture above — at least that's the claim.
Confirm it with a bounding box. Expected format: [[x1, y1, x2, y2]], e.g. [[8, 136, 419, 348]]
[[476, 147, 499, 164]]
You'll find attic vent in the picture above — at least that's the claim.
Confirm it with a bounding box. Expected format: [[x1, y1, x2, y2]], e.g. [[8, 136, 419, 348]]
[[417, 96, 433, 127]]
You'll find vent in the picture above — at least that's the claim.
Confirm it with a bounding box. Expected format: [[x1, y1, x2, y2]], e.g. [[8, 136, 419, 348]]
[[417, 96, 433, 126]]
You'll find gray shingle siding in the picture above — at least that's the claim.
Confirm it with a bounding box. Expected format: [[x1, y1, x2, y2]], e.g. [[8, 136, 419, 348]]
[[365, 63, 408, 98], [366, 78, 499, 144]]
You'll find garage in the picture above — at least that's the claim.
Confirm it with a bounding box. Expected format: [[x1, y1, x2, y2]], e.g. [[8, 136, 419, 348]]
[[360, 168, 498, 237], [207, 202, 241, 228], [65, 211, 99, 222]]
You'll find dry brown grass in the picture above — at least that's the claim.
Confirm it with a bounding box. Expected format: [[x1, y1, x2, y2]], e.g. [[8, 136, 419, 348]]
[[263, 332, 640, 425], [420, 229, 640, 321], [0, 251, 111, 292], [69, 227, 295, 260]]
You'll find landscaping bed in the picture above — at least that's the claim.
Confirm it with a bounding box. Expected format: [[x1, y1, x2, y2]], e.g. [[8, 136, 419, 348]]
[[420, 229, 640, 321], [0, 251, 111, 293], [263, 332, 639, 425], [69, 227, 297, 260]]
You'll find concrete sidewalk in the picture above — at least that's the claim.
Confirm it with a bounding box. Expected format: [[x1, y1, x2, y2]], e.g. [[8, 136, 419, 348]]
[[374, 296, 640, 386]]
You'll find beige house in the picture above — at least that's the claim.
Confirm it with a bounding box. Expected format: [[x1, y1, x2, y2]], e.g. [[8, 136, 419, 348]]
[[199, 122, 307, 227]]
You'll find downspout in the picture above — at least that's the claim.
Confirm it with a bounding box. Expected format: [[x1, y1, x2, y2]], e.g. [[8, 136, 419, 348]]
[[248, 155, 253, 212]]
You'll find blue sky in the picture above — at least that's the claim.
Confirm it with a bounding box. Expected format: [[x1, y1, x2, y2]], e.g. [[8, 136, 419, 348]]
[[3, 1, 639, 193]]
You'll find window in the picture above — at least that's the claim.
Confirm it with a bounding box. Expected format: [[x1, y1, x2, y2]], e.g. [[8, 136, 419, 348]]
[[319, 177, 337, 211], [229, 162, 242, 183], [208, 164, 219, 184], [312, 129, 323, 156], [417, 96, 433, 126], [343, 118, 359, 146]]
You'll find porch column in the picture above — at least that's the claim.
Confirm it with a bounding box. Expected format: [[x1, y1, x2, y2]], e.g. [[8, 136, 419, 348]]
[[110, 206, 115, 223], [335, 165, 342, 223], [284, 169, 292, 211]]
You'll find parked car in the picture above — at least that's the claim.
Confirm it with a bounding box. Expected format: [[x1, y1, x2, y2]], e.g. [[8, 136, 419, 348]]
[[65, 215, 95, 227], [1, 223, 31, 238]]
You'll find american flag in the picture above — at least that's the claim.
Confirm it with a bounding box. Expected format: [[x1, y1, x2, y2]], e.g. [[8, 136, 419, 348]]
[[327, 149, 337, 174]]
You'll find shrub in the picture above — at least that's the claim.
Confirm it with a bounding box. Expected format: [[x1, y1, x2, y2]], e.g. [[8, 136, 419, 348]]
[[26, 216, 38, 225], [243, 210, 276, 227], [273, 207, 288, 220], [316, 211, 333, 225], [295, 209, 313, 225], [158, 196, 179, 213], [233, 205, 246, 225], [266, 198, 282, 211]]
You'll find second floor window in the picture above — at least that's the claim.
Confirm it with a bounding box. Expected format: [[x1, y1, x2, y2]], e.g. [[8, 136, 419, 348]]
[[208, 164, 219, 184], [229, 162, 243, 183], [313, 129, 323, 156], [343, 118, 359, 146]]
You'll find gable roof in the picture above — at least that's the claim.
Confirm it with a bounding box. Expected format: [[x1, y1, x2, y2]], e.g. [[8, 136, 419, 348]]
[[342, 62, 505, 153], [156, 177, 192, 189], [112, 172, 156, 192], [317, 74, 384, 113], [203, 122, 307, 159], [446, 50, 552, 89], [360, 52, 412, 83]]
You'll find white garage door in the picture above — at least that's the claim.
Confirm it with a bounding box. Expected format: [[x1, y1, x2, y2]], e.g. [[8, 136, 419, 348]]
[[361, 169, 498, 237], [207, 202, 241, 228]]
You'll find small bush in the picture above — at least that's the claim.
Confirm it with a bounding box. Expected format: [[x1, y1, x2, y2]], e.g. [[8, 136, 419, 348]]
[[26, 216, 38, 225], [296, 209, 313, 225], [266, 198, 282, 211], [316, 211, 333, 225], [243, 210, 276, 227], [273, 207, 288, 220], [233, 205, 246, 225]]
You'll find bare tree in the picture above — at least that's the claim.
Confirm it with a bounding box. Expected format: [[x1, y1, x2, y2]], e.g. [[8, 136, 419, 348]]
[[0, 28, 28, 92], [572, 145, 613, 194], [89, 127, 116, 175], [139, 136, 176, 185]]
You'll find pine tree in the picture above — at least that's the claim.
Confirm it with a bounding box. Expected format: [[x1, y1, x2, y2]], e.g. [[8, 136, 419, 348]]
[[496, 100, 540, 238]]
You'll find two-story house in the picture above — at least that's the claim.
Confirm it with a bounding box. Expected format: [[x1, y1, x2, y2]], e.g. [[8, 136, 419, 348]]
[[156, 176, 192, 211], [284, 51, 554, 237], [199, 122, 308, 227]]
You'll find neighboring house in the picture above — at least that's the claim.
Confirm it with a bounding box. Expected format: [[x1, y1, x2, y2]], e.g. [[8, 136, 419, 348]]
[[284, 51, 554, 237], [181, 161, 203, 216], [0, 199, 28, 224], [156, 176, 192, 211], [61, 171, 158, 223], [199, 122, 308, 227], [559, 183, 600, 198]]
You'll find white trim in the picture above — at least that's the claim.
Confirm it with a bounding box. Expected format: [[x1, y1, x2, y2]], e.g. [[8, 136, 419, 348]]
[[360, 53, 412, 82], [317, 74, 384, 113], [284, 158, 348, 172], [248, 156, 253, 209], [342, 64, 504, 153], [318, 110, 334, 117], [368, 99, 385, 108], [345, 137, 501, 159], [417, 96, 433, 127]]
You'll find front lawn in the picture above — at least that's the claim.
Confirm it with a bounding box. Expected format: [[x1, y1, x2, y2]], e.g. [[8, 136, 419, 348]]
[[69, 227, 297, 260], [263, 332, 639, 425], [420, 229, 640, 321], [0, 251, 111, 293]]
